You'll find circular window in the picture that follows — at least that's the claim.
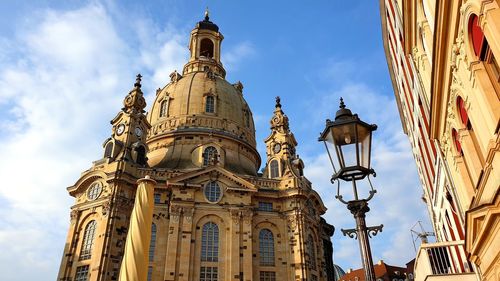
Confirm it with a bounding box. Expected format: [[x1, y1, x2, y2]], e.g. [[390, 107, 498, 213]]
[[204, 181, 221, 203], [87, 182, 103, 200]]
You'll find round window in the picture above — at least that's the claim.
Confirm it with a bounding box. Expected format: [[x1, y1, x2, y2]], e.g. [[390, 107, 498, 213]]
[[204, 181, 221, 203], [87, 182, 103, 200]]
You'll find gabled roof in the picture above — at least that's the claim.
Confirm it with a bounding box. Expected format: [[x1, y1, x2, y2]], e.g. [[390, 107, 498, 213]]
[[167, 165, 257, 192]]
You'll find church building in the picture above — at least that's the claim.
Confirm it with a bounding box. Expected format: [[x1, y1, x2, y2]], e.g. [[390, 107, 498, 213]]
[[57, 12, 335, 281]]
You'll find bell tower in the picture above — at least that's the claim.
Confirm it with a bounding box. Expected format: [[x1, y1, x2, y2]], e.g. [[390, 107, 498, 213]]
[[263, 97, 305, 180], [106, 74, 151, 166], [182, 9, 226, 78]]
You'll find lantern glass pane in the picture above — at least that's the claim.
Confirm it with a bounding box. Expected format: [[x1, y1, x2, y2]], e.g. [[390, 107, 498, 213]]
[[323, 129, 340, 173], [331, 122, 358, 170], [356, 124, 372, 169]]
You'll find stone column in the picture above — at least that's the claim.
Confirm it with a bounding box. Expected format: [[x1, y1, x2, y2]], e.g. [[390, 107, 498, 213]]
[[118, 176, 156, 281], [164, 205, 182, 280], [178, 207, 194, 281], [230, 209, 242, 281]]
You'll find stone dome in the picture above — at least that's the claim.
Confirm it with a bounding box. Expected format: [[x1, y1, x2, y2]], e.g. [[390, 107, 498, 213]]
[[145, 16, 260, 175]]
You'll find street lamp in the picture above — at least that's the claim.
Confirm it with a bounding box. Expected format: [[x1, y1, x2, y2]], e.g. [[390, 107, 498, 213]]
[[319, 98, 383, 281]]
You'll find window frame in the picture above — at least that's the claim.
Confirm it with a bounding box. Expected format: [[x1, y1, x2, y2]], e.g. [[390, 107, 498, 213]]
[[259, 229, 275, 266], [79, 220, 97, 260]]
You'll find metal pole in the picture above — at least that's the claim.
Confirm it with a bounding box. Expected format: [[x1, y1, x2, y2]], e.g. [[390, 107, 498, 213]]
[[348, 200, 376, 281]]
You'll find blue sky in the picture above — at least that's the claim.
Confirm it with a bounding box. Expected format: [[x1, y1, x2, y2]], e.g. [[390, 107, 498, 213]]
[[0, 1, 432, 280]]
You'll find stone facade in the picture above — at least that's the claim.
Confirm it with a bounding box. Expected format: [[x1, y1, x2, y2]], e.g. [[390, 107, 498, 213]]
[[57, 13, 335, 281], [380, 0, 500, 280]]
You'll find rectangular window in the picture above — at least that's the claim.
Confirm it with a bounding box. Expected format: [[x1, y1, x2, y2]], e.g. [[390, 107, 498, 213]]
[[200, 266, 218, 281], [154, 193, 161, 204], [258, 202, 273, 211], [259, 271, 276, 281], [75, 265, 89, 281]]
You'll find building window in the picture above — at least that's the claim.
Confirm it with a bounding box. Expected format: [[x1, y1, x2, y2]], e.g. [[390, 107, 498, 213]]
[[149, 223, 157, 262], [307, 235, 316, 269], [80, 220, 97, 260], [452, 128, 462, 155], [311, 275, 318, 281], [269, 160, 279, 178], [75, 265, 90, 281], [204, 181, 221, 203], [259, 229, 275, 266], [160, 98, 169, 117], [469, 14, 484, 57], [205, 96, 215, 113], [469, 14, 500, 97], [259, 271, 276, 281], [200, 266, 218, 281], [104, 142, 113, 158], [457, 96, 469, 128], [200, 38, 214, 58], [203, 146, 218, 166], [154, 193, 161, 204], [258, 202, 273, 212], [201, 222, 219, 262], [87, 182, 103, 201], [136, 145, 147, 166]]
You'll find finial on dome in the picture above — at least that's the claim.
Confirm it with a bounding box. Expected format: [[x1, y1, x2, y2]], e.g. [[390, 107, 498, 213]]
[[134, 74, 142, 88], [275, 96, 281, 108], [339, 97, 345, 109], [204, 7, 209, 21]]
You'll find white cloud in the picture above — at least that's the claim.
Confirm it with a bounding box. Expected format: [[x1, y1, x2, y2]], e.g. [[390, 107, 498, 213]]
[[0, 3, 185, 281], [222, 41, 257, 72]]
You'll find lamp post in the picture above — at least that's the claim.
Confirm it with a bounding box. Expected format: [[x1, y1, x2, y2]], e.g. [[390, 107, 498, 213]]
[[318, 98, 383, 281]]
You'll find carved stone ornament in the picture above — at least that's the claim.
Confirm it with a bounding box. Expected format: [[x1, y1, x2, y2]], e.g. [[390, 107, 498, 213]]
[[242, 209, 253, 225], [230, 209, 243, 225], [184, 207, 194, 223], [170, 70, 182, 82], [287, 215, 297, 230], [70, 209, 79, 223], [102, 200, 112, 217]]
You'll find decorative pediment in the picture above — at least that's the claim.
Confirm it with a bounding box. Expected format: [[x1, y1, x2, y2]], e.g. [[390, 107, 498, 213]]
[[167, 166, 257, 192], [465, 194, 500, 259]]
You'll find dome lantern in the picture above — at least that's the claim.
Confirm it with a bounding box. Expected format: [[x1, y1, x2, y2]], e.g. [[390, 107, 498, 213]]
[[183, 10, 226, 78]]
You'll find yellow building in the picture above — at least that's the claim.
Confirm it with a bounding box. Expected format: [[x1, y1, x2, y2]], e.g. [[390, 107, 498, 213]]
[[57, 13, 336, 281], [380, 0, 499, 280]]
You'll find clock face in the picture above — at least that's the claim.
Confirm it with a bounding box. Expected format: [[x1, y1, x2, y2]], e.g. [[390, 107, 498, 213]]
[[116, 124, 125, 135], [273, 143, 281, 153], [135, 127, 143, 137]]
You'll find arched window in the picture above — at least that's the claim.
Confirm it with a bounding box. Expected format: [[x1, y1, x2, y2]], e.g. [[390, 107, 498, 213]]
[[452, 128, 462, 155], [200, 38, 214, 58], [469, 14, 484, 57], [204, 181, 221, 203], [259, 229, 275, 266], [201, 222, 219, 262], [307, 235, 316, 269], [80, 220, 97, 260], [203, 146, 218, 166], [270, 160, 279, 178], [205, 96, 215, 113], [469, 14, 500, 97], [104, 142, 113, 158], [136, 145, 147, 166], [149, 223, 157, 262], [160, 98, 169, 117], [457, 96, 470, 128]]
